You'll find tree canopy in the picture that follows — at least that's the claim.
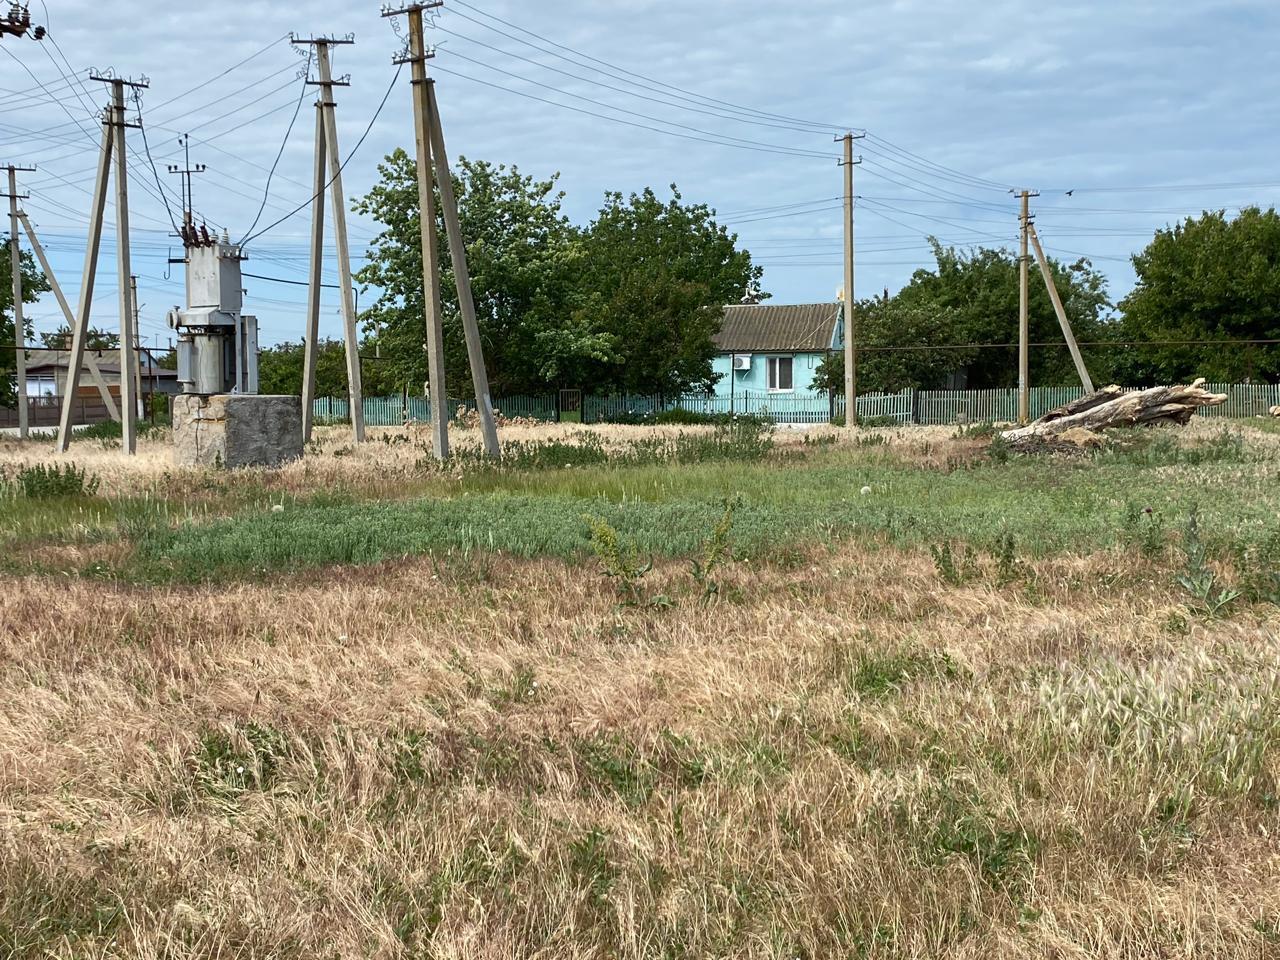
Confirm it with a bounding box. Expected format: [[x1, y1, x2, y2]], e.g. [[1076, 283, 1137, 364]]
[[1, 237, 49, 407], [816, 240, 1114, 393], [354, 156, 759, 397], [1117, 207, 1280, 383]]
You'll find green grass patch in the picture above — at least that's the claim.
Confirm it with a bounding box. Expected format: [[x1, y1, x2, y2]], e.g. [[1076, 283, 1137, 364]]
[[136, 442, 1280, 582]]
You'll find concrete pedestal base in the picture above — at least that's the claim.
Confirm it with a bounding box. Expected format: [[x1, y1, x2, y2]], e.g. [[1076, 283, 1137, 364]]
[[173, 394, 303, 469]]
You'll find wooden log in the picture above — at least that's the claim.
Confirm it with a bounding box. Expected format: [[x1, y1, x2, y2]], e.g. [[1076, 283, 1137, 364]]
[[1002, 379, 1228, 446]]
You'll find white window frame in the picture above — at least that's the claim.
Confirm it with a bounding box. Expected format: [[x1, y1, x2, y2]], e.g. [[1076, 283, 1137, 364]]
[[767, 356, 795, 393]]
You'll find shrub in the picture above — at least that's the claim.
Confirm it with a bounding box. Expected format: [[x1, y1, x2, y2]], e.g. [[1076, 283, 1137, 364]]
[[12, 463, 100, 499]]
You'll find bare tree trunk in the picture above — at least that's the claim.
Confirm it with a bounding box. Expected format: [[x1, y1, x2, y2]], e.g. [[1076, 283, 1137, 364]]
[[1002, 379, 1228, 447]]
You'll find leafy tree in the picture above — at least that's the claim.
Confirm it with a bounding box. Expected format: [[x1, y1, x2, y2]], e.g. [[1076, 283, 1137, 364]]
[[257, 340, 351, 398], [891, 240, 1114, 389], [355, 151, 585, 396], [570, 186, 763, 395], [355, 157, 762, 398], [813, 296, 963, 393], [1, 235, 49, 406], [1118, 207, 1280, 383], [39, 325, 119, 350]]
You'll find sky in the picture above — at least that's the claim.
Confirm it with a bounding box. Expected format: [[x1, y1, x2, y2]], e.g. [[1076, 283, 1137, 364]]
[[3, 0, 1279, 353]]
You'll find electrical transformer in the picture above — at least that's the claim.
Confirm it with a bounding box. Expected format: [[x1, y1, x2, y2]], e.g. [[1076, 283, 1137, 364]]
[[168, 233, 260, 396]]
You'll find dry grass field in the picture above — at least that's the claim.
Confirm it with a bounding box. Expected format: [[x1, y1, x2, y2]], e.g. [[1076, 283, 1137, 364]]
[[2, 419, 1279, 958]]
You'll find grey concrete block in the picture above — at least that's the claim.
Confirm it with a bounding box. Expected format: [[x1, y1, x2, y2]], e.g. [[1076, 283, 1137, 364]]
[[174, 394, 303, 469]]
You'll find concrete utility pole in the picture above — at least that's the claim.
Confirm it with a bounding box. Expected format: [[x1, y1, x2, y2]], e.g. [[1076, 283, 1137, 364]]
[[108, 79, 140, 453], [296, 35, 365, 443], [426, 81, 500, 457], [385, 2, 450, 459], [834, 132, 865, 427], [16, 208, 119, 420], [130, 274, 144, 418], [56, 74, 146, 454], [1027, 222, 1094, 393], [4, 164, 35, 439], [302, 98, 326, 442], [1016, 189, 1038, 425], [384, 1, 504, 460]]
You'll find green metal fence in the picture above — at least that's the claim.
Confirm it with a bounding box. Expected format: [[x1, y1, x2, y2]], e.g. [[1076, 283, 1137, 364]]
[[314, 383, 1280, 428]]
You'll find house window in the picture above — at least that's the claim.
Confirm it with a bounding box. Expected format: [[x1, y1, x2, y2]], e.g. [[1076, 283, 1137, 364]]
[[767, 356, 794, 392]]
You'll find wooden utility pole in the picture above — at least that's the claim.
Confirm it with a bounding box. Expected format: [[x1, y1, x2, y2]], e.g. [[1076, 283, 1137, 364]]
[[57, 75, 146, 454], [839, 133, 863, 427], [1016, 190, 1037, 425], [1027, 223, 1094, 393], [16, 209, 120, 420], [296, 36, 366, 444], [4, 164, 35, 439], [384, 1, 503, 460]]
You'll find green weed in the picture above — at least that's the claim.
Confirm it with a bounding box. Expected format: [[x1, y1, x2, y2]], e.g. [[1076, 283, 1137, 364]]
[[1177, 510, 1241, 617], [5, 462, 100, 499]]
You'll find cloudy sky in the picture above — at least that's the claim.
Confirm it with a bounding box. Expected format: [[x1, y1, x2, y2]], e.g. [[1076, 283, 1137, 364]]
[[4, 0, 1278, 351]]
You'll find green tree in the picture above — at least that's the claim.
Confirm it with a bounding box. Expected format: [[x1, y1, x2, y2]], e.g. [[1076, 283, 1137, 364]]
[[355, 151, 585, 397], [1, 235, 50, 406], [1118, 207, 1280, 383], [257, 340, 351, 398], [892, 240, 1114, 389], [355, 158, 762, 398], [813, 296, 964, 393], [570, 185, 763, 395], [39, 325, 119, 350]]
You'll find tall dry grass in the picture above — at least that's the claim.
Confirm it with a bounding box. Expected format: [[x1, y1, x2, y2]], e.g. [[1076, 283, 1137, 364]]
[[2, 541, 1278, 958]]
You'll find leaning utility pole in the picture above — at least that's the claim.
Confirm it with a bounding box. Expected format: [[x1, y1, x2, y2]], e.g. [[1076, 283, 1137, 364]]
[[383, 1, 502, 459], [295, 35, 365, 443], [56, 75, 146, 454], [1027, 222, 1094, 393], [427, 81, 500, 457], [4, 163, 35, 439], [1016, 189, 1037, 425], [839, 133, 863, 427], [15, 207, 119, 419]]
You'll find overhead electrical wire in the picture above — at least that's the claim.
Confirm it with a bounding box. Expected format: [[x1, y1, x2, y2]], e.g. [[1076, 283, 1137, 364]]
[[434, 49, 836, 159], [434, 24, 841, 138], [239, 63, 403, 247], [429, 60, 835, 160], [240, 47, 314, 244], [447, 0, 850, 134]]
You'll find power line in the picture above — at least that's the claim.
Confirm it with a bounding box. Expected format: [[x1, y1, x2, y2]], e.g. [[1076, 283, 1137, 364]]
[[447, 0, 850, 134], [239, 47, 313, 244], [240, 63, 404, 247], [430, 61, 835, 160], [133, 92, 182, 235], [243, 271, 338, 289], [434, 49, 836, 159], [434, 23, 839, 138]]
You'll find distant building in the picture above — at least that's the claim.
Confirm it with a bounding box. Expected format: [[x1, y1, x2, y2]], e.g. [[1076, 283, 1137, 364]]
[[2, 348, 180, 429], [23, 349, 180, 399], [710, 302, 843, 399]]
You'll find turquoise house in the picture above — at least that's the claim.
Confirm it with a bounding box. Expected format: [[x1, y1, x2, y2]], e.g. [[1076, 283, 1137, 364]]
[[710, 302, 844, 399]]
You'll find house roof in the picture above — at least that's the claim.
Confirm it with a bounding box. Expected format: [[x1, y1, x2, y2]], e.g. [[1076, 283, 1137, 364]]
[[24, 348, 177, 377], [713, 302, 841, 353]]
